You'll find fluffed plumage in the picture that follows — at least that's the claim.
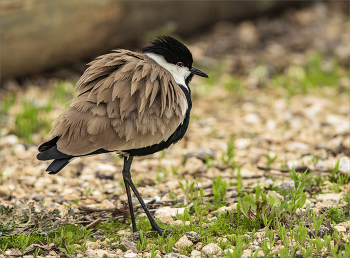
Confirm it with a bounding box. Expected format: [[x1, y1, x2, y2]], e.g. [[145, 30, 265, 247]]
[[42, 50, 188, 157]]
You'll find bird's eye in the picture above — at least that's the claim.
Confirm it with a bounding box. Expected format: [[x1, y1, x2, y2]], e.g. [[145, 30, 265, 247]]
[[177, 62, 183, 67]]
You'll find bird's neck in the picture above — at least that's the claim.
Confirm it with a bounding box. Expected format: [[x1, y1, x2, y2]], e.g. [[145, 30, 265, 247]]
[[145, 53, 190, 91]]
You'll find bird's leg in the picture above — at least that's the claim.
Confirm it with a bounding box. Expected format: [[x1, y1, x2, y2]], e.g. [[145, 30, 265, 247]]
[[122, 156, 138, 233], [122, 155, 170, 237]]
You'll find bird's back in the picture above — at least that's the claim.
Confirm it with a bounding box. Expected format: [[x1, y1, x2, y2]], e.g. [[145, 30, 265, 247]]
[[42, 50, 189, 157]]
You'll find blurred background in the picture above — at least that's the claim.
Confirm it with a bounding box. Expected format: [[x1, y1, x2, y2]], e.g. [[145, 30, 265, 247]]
[[0, 1, 349, 211]]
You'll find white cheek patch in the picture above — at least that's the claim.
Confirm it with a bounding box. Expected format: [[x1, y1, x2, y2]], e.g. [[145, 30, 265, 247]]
[[145, 53, 190, 90]]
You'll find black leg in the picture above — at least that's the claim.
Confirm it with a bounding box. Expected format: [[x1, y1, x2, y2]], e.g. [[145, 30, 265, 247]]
[[122, 156, 138, 233], [122, 155, 170, 237]]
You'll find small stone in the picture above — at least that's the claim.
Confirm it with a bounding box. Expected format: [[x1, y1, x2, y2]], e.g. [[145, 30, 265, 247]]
[[32, 194, 44, 201], [183, 157, 203, 174], [202, 243, 222, 255], [115, 249, 123, 254], [308, 227, 333, 239], [117, 229, 131, 236], [338, 156, 350, 175], [215, 206, 235, 213], [316, 193, 342, 205], [175, 235, 193, 249], [99, 199, 115, 208], [13, 144, 26, 153], [0, 185, 11, 197], [164, 253, 179, 258], [244, 114, 260, 124], [0, 134, 18, 146], [225, 249, 234, 254], [235, 168, 263, 178], [195, 242, 203, 250], [92, 190, 104, 202], [183, 148, 215, 161], [158, 214, 174, 225], [107, 254, 118, 258], [266, 119, 276, 130], [96, 164, 117, 173], [124, 251, 138, 258], [315, 160, 328, 171], [185, 221, 191, 226], [242, 249, 252, 257], [143, 252, 151, 258], [235, 138, 251, 149], [287, 160, 301, 170], [4, 194, 12, 201], [277, 180, 295, 191], [92, 229, 105, 239], [336, 221, 350, 229], [182, 231, 200, 242], [54, 196, 65, 204], [155, 207, 185, 218], [206, 167, 221, 178], [288, 142, 309, 151], [126, 231, 144, 243], [47, 192, 55, 197], [250, 245, 259, 251], [95, 249, 109, 257], [302, 199, 312, 209], [170, 220, 184, 226], [9, 249, 22, 256], [272, 247, 280, 255], [86, 241, 100, 250], [334, 225, 346, 233], [190, 250, 201, 257]]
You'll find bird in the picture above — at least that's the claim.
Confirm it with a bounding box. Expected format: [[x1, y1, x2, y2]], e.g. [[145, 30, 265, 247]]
[[37, 36, 208, 236]]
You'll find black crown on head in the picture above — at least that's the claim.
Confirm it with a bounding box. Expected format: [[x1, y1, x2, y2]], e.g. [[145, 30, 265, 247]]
[[140, 36, 193, 68]]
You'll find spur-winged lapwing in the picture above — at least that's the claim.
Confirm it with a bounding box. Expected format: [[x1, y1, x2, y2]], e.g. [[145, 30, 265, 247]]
[[37, 36, 208, 236]]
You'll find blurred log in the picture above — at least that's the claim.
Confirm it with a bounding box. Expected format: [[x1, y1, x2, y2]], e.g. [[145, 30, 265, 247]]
[[1, 1, 302, 79]]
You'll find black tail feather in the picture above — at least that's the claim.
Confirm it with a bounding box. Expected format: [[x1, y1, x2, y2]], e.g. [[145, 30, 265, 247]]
[[38, 136, 60, 152], [47, 158, 71, 174], [37, 146, 72, 161]]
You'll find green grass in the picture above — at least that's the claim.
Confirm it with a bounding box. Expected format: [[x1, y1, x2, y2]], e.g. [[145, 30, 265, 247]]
[[97, 211, 259, 255], [14, 99, 52, 144], [221, 53, 348, 99], [270, 54, 347, 97], [324, 206, 350, 224], [0, 93, 16, 116], [224, 76, 245, 98], [0, 93, 17, 136], [1, 224, 92, 256], [52, 81, 76, 105]]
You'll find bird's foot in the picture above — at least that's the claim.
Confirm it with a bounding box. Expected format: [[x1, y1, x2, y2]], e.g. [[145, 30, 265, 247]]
[[152, 225, 172, 237]]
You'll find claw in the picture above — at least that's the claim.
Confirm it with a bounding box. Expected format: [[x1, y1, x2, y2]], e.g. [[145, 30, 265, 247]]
[[152, 226, 172, 237]]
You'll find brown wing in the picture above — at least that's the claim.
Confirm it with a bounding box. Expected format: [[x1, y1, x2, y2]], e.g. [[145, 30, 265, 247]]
[[50, 50, 188, 156]]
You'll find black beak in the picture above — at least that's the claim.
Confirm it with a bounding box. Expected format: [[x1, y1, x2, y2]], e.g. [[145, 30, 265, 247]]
[[190, 67, 209, 78]]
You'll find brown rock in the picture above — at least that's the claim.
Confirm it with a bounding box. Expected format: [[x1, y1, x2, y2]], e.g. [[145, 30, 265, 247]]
[[175, 235, 193, 249], [183, 157, 203, 174], [202, 243, 222, 255], [158, 214, 174, 225]]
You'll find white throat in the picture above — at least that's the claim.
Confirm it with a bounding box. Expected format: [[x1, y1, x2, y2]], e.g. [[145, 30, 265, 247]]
[[145, 53, 191, 90]]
